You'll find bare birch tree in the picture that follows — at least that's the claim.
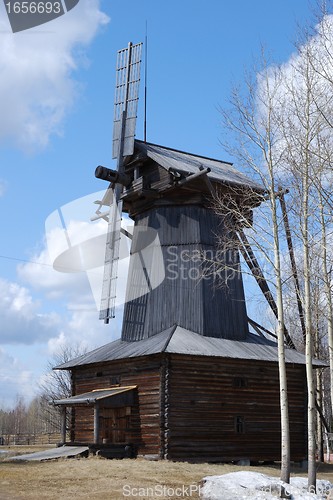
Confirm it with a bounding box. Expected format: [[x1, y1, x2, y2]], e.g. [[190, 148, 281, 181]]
[[39, 343, 88, 439], [281, 14, 333, 486], [306, 3, 333, 430], [216, 53, 291, 484]]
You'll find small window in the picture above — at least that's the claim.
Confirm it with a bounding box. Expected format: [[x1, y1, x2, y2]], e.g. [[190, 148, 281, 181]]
[[235, 416, 245, 434], [233, 377, 248, 388], [96, 371, 103, 377], [110, 375, 120, 385]]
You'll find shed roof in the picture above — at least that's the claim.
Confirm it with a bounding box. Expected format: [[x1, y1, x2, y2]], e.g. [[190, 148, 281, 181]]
[[55, 325, 325, 370], [134, 140, 263, 191], [52, 386, 136, 406]]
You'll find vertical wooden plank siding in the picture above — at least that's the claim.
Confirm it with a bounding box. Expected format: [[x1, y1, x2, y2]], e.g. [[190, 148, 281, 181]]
[[122, 205, 249, 341]]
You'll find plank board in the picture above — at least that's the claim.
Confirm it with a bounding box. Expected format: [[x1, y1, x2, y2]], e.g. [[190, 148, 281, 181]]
[[9, 446, 89, 461], [122, 205, 249, 341]]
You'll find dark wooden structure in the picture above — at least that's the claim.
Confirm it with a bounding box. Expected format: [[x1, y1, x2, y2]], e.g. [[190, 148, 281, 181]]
[[56, 326, 314, 461], [54, 141, 321, 461]]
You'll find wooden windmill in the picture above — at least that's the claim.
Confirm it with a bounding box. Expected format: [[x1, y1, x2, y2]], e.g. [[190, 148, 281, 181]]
[[94, 43, 295, 348], [94, 42, 263, 343], [52, 42, 321, 462]]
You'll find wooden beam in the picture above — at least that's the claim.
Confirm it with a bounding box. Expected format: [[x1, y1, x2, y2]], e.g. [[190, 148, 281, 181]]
[[60, 406, 66, 445], [279, 188, 306, 343], [237, 229, 295, 349], [94, 404, 100, 445], [203, 175, 216, 196], [175, 167, 211, 187], [315, 399, 330, 433], [247, 317, 278, 341]]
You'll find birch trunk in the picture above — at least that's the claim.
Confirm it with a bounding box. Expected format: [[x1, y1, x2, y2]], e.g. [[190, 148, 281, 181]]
[[267, 111, 290, 483], [319, 194, 333, 420], [302, 156, 316, 490], [272, 201, 290, 483]]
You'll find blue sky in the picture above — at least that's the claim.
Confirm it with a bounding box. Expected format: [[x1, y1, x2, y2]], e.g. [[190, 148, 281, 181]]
[[0, 0, 315, 408]]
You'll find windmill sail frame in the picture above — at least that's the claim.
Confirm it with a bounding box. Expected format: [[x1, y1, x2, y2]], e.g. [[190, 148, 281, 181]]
[[112, 42, 143, 159], [99, 41, 143, 323]]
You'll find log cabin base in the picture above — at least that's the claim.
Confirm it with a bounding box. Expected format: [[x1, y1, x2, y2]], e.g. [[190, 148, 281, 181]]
[[53, 327, 323, 463]]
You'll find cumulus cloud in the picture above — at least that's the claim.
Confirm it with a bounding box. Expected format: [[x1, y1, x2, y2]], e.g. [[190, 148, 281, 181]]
[[0, 0, 109, 151], [47, 307, 120, 358], [18, 215, 129, 347], [19, 190, 134, 312], [17, 236, 92, 301], [0, 347, 36, 408], [17, 192, 132, 349], [18, 191, 107, 300], [256, 13, 333, 181], [0, 277, 60, 344]]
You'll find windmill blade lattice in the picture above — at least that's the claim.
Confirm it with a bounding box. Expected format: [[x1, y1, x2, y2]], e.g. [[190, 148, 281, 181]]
[[99, 42, 143, 323], [113, 42, 143, 159], [99, 190, 123, 321]]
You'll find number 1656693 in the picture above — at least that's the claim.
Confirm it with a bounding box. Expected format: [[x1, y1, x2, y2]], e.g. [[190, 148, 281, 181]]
[[5, 1, 62, 14]]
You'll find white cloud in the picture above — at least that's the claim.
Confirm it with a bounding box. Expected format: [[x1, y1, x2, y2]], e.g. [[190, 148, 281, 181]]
[[0, 0, 109, 151], [18, 216, 108, 304], [17, 237, 91, 301], [47, 307, 120, 358], [12, 191, 147, 388], [256, 13, 333, 182], [18, 190, 135, 312], [0, 346, 46, 408], [0, 348, 32, 407], [0, 277, 60, 344], [17, 211, 126, 349]]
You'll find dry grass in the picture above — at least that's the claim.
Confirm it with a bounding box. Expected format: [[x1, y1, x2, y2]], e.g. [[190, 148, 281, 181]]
[[1, 447, 333, 499]]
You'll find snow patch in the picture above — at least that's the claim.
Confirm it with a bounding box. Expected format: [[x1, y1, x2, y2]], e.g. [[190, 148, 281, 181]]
[[201, 471, 332, 499]]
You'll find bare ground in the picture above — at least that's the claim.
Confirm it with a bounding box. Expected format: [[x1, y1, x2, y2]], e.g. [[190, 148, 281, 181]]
[[1, 446, 333, 500]]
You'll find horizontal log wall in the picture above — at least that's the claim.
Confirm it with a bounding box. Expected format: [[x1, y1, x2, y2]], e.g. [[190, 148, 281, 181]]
[[70, 352, 307, 462], [72, 356, 162, 456], [166, 355, 307, 462]]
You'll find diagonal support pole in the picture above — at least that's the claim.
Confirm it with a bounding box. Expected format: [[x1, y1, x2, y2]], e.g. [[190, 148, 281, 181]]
[[237, 229, 295, 349], [279, 188, 306, 344]]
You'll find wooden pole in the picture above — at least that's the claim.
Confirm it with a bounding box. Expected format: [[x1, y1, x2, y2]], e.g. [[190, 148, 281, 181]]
[[279, 188, 306, 343], [94, 404, 100, 445], [144, 22, 148, 142], [60, 407, 66, 445], [237, 229, 295, 349]]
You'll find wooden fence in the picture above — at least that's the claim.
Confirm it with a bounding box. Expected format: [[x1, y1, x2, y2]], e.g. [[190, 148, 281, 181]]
[[0, 433, 62, 446]]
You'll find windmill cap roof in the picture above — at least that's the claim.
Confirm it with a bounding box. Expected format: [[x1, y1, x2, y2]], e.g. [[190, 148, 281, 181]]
[[134, 140, 264, 191]]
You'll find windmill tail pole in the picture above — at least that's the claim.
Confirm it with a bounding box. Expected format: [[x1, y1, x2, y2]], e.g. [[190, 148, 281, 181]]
[[315, 399, 331, 434], [248, 316, 278, 341], [144, 21, 148, 142], [237, 229, 296, 349], [278, 188, 306, 344]]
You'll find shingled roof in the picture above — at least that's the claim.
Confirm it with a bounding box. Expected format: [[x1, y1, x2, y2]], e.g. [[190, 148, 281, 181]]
[[134, 140, 263, 191], [54, 325, 324, 370]]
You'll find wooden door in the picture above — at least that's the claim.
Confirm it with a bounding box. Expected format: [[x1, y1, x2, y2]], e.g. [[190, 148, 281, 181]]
[[101, 407, 130, 443]]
